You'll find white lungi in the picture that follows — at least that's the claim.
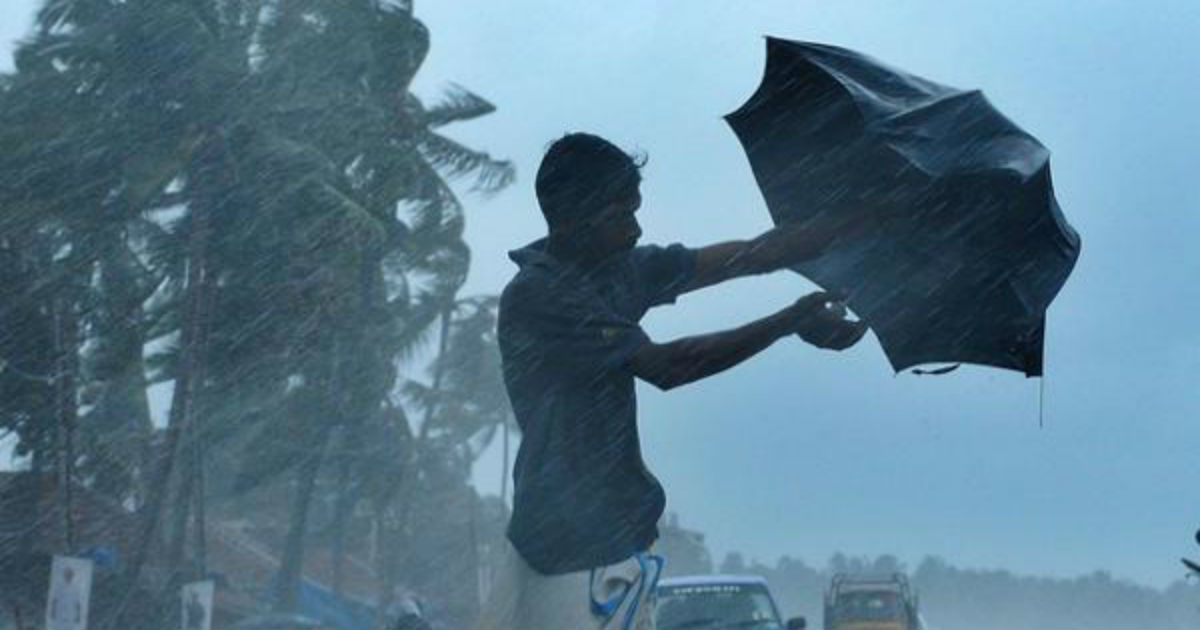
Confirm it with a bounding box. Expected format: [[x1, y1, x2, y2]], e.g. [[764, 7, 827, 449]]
[[475, 543, 660, 630]]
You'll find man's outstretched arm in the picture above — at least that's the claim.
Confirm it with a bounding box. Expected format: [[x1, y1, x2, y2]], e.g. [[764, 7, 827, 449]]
[[629, 292, 866, 391], [685, 210, 879, 292]]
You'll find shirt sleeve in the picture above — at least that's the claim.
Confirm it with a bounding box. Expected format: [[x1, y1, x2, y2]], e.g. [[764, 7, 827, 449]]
[[630, 243, 698, 308], [500, 277, 650, 374]]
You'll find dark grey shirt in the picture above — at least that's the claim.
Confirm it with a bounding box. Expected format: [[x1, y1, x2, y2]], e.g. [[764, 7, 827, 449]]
[[498, 239, 697, 574]]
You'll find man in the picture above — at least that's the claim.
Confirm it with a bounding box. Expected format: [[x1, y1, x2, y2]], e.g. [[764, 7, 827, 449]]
[[482, 133, 871, 630]]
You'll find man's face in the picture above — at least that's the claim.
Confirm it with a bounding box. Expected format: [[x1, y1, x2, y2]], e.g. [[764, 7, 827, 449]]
[[582, 187, 642, 257]]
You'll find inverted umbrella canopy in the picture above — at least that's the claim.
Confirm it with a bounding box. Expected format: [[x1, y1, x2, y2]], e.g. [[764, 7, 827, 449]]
[[726, 37, 1081, 376]]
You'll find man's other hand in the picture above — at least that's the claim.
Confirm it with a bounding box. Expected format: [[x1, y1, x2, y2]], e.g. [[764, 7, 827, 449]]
[[787, 292, 869, 351]]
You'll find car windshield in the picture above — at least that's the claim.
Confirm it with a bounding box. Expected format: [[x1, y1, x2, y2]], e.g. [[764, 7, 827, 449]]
[[656, 583, 783, 630], [834, 591, 903, 621]]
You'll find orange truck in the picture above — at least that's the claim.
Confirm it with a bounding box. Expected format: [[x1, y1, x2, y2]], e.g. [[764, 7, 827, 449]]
[[823, 574, 921, 630]]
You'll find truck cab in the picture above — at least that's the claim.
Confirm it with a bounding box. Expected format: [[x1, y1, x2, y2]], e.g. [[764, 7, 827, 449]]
[[823, 574, 920, 630]]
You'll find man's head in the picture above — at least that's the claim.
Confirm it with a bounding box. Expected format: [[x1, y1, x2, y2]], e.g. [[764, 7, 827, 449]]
[[536, 133, 645, 257]]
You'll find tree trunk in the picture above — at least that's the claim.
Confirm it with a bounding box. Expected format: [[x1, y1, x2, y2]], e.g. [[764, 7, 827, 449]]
[[192, 426, 208, 577], [330, 451, 353, 596], [93, 232, 155, 504], [417, 307, 453, 443], [53, 293, 79, 551], [166, 446, 194, 576], [23, 451, 45, 555], [500, 414, 510, 506], [372, 409, 415, 628], [108, 189, 213, 630], [373, 499, 402, 630], [466, 456, 483, 616], [274, 436, 328, 612]]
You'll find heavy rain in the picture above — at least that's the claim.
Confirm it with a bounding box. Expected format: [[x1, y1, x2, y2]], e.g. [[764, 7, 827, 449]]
[[1, 2, 1198, 630]]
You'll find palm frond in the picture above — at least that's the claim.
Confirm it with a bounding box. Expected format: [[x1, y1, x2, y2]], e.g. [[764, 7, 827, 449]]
[[36, 0, 114, 34], [388, 291, 448, 362], [423, 83, 496, 128], [311, 181, 388, 246], [419, 131, 515, 194]]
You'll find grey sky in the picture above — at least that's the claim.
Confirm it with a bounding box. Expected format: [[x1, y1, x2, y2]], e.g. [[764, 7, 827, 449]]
[[3, 0, 1198, 588]]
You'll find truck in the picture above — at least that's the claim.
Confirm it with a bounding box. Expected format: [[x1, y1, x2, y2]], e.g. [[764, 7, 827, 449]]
[[823, 573, 921, 630]]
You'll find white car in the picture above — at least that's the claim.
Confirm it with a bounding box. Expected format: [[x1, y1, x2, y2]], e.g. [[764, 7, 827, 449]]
[[655, 574, 807, 630]]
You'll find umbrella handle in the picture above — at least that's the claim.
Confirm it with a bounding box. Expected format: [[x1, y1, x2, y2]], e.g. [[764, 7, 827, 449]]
[[911, 364, 960, 376]]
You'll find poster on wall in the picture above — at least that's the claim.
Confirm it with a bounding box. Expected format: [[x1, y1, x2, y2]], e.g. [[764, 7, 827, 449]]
[[181, 580, 215, 630], [44, 555, 94, 630]]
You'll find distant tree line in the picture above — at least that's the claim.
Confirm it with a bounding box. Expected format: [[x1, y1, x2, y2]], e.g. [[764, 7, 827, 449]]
[[713, 551, 1200, 630], [0, 1, 515, 629]]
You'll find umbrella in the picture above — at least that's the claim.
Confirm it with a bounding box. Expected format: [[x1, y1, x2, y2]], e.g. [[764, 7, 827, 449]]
[[725, 37, 1081, 376]]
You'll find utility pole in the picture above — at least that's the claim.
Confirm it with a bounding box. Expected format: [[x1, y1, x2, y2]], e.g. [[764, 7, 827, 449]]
[[53, 295, 78, 551]]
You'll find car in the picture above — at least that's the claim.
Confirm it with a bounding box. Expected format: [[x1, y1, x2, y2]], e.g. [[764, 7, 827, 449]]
[[655, 574, 807, 630]]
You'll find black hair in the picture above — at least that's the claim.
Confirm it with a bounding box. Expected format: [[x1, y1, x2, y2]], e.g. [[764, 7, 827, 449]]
[[534, 133, 646, 228]]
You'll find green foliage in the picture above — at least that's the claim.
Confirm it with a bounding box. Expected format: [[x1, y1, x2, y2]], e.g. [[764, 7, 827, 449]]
[[404, 296, 511, 466], [1, 0, 512, 476], [0, 0, 515, 619]]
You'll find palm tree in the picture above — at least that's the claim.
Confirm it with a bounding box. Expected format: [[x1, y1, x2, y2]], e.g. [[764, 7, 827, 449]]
[[4, 0, 513, 626], [396, 296, 516, 619], [0, 0, 182, 548], [405, 296, 511, 471]]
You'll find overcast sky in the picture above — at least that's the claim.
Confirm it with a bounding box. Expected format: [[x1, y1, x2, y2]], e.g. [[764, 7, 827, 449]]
[[3, 1, 1199, 588]]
